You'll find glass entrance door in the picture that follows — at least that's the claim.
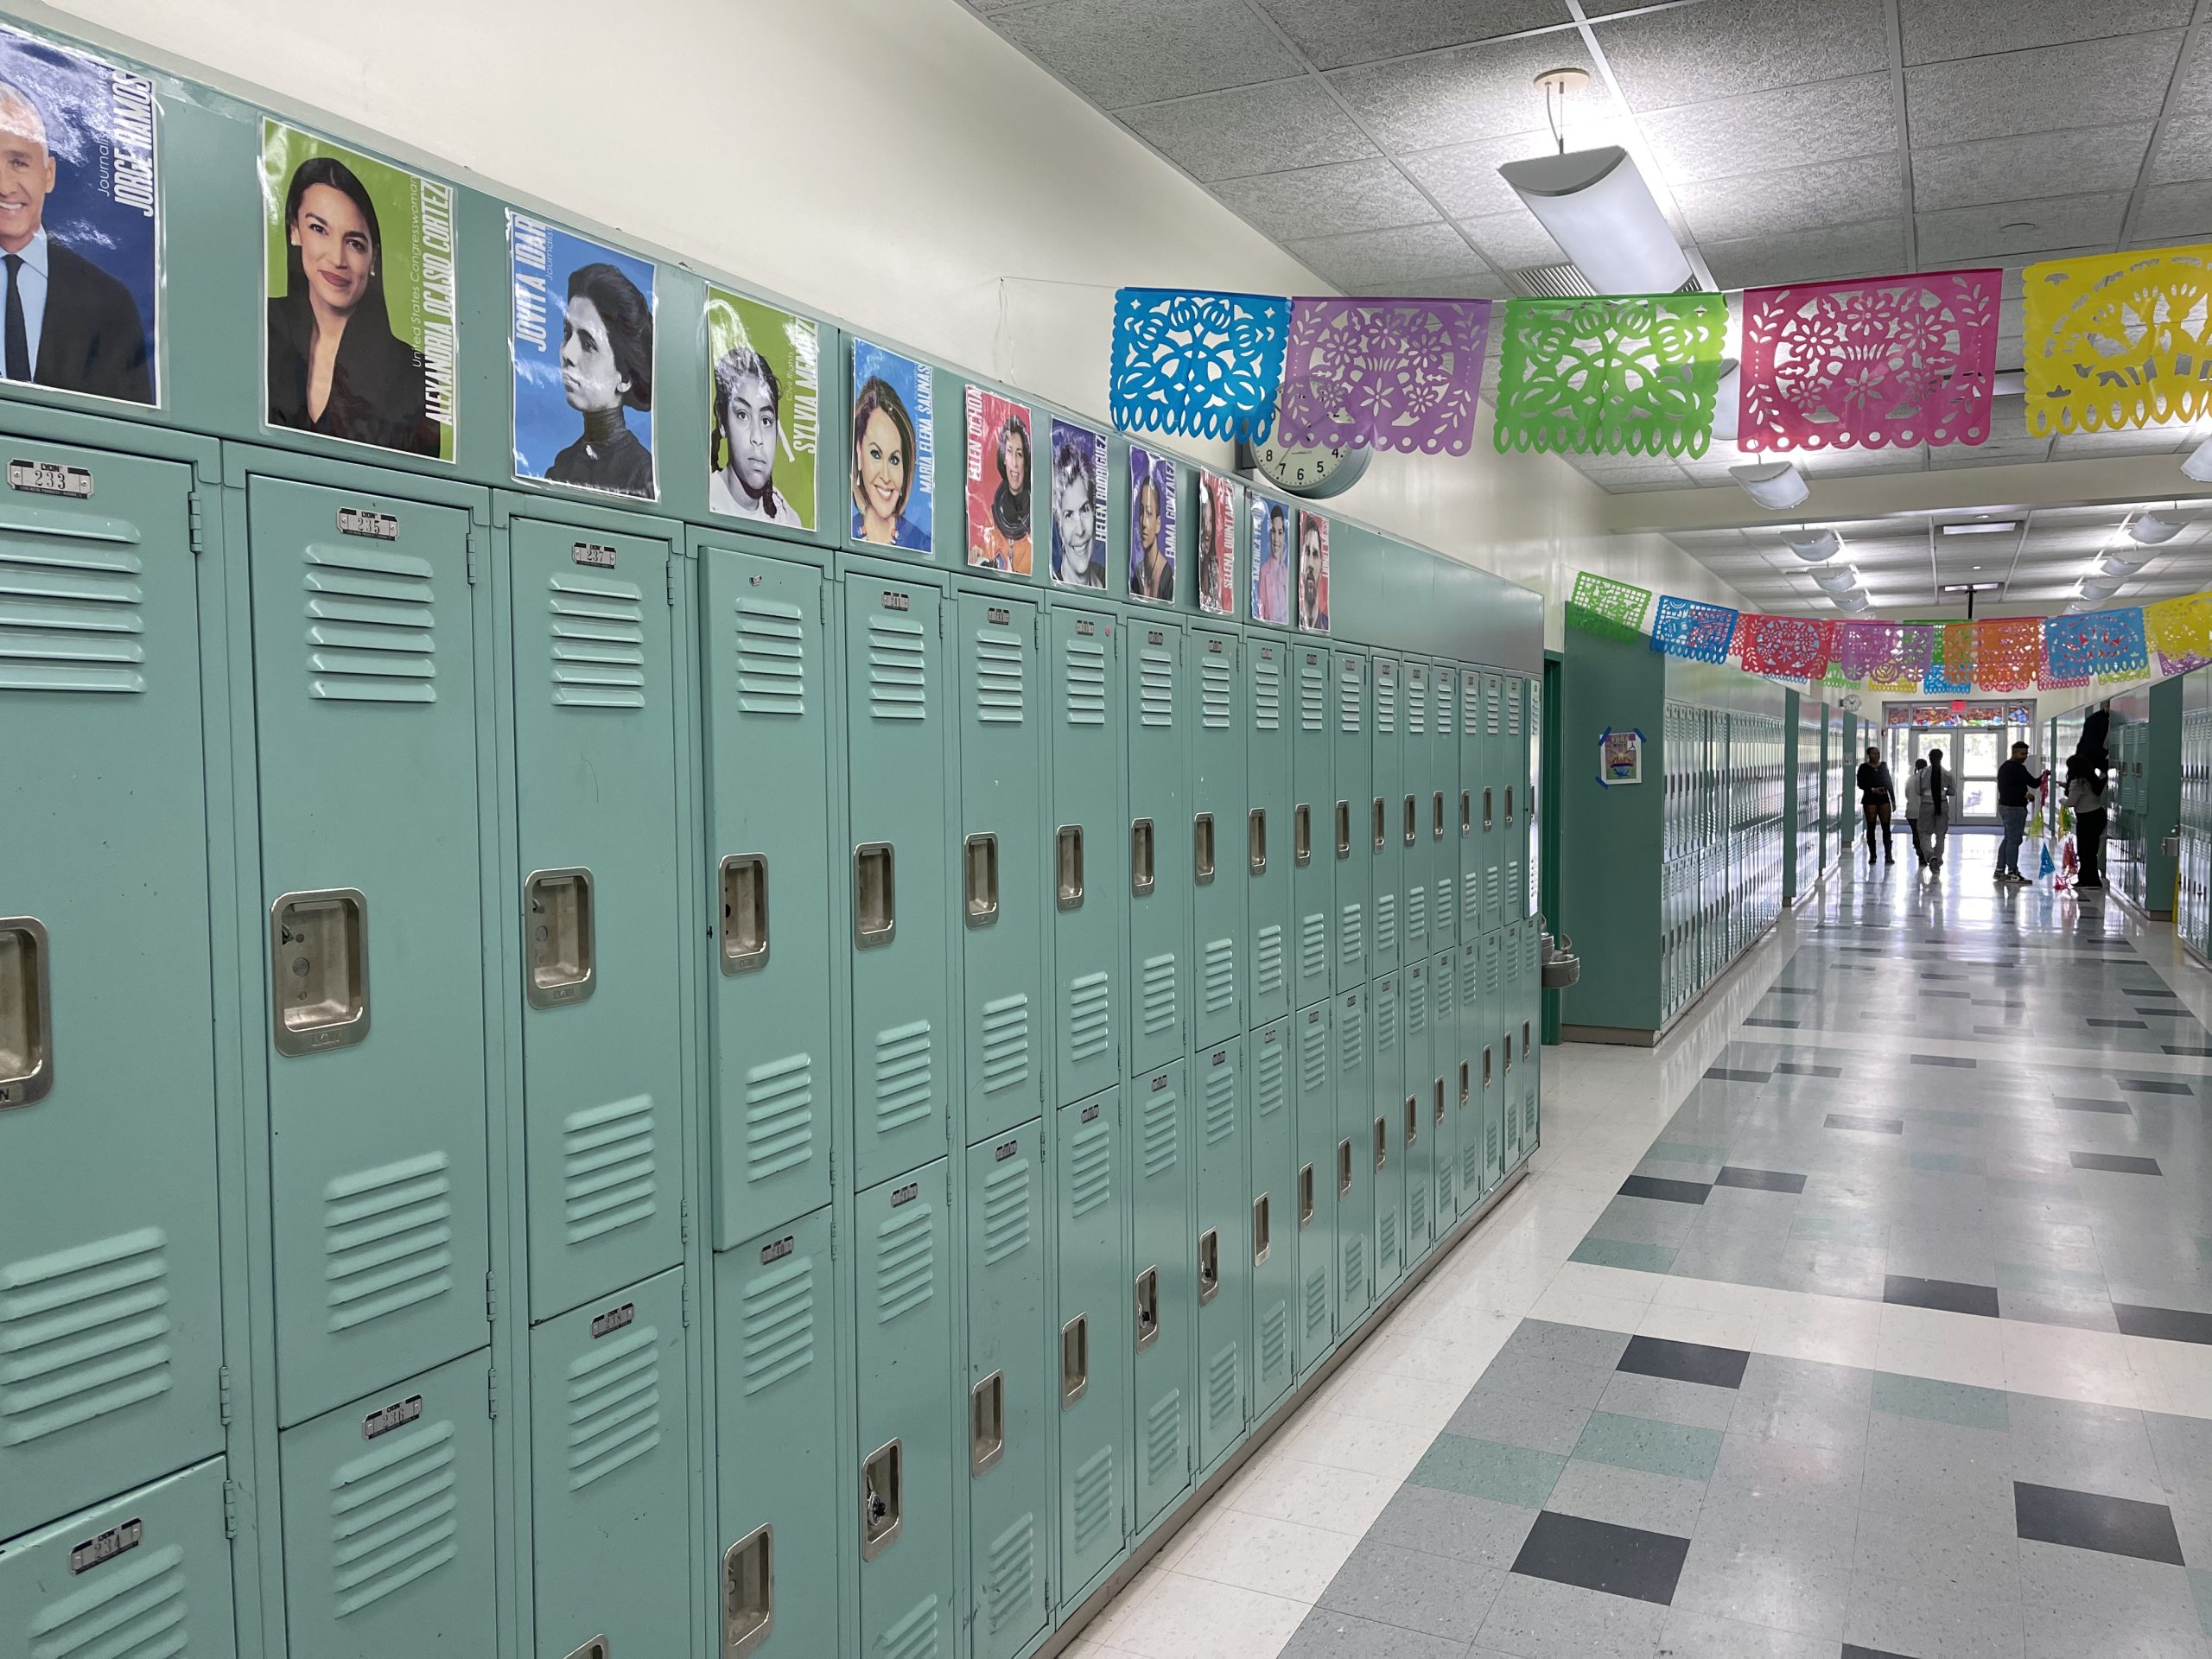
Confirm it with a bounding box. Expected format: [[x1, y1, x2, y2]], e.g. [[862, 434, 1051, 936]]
[[1883, 719, 2033, 827]]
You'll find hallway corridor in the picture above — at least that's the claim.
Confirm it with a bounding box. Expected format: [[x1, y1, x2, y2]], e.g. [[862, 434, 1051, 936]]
[[1072, 833, 2212, 1659]]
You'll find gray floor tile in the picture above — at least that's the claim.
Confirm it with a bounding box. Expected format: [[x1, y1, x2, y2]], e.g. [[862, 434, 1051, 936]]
[[1408, 1434, 1567, 1509], [1600, 1370, 1742, 1433], [1451, 1376, 1601, 1453], [1669, 1529, 1852, 1639], [1281, 1605, 1478, 1659], [1860, 1414, 2018, 1535], [1501, 1319, 1635, 1372], [2016, 1539, 2209, 1657], [1476, 1572, 1669, 1659], [1843, 1566, 2026, 1659], [1729, 1355, 1872, 1453], [1707, 1429, 1866, 1510], [1851, 1503, 2024, 1594], [1547, 1456, 1709, 1539], [1654, 1607, 1834, 1657], [1365, 1484, 1542, 1572], [1317, 1537, 1508, 1640]]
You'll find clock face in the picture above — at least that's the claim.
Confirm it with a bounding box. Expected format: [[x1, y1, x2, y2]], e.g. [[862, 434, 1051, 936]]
[[1238, 436, 1371, 501]]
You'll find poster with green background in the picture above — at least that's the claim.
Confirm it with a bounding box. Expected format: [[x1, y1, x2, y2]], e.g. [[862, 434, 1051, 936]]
[[705, 285, 818, 531]]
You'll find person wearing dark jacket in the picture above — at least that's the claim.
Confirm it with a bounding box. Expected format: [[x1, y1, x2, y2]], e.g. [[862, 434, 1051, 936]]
[[1856, 746, 1895, 866], [1994, 742, 2044, 886], [2067, 753, 2108, 890]]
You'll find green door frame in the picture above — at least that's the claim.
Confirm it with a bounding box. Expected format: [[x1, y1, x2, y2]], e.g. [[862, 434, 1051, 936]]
[[1540, 649, 1563, 1046]]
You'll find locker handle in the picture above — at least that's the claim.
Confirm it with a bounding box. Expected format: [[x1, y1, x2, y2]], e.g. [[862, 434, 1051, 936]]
[[963, 834, 1000, 926], [1522, 1020, 1533, 1062], [1459, 1060, 1471, 1109], [1248, 808, 1267, 876], [1130, 818, 1156, 897], [1337, 1137, 1354, 1197], [1193, 813, 1216, 885], [563, 1640, 608, 1659], [1135, 1267, 1160, 1349], [1299, 1163, 1315, 1228], [1484, 788, 1493, 831], [854, 843, 896, 947], [1435, 1077, 1446, 1123], [1294, 804, 1313, 868], [1405, 1095, 1418, 1147], [1198, 1229, 1220, 1303], [1403, 794, 1417, 846], [1060, 1315, 1089, 1408], [861, 1439, 902, 1560], [1505, 786, 1516, 826], [722, 1525, 773, 1657], [1057, 825, 1085, 911], [1460, 790, 1471, 836], [1252, 1194, 1271, 1265], [1433, 791, 1446, 840], [270, 888, 369, 1057], [719, 854, 770, 974], [1335, 801, 1351, 860], [970, 1371, 1006, 1477], [1373, 1116, 1388, 1170], [0, 916, 52, 1108], [1503, 1036, 1514, 1074], [1484, 1046, 1493, 1087], [524, 867, 596, 1008], [1371, 798, 1386, 850]]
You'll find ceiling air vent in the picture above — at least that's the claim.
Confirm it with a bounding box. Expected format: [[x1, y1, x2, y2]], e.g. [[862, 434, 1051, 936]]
[[1506, 264, 1705, 300]]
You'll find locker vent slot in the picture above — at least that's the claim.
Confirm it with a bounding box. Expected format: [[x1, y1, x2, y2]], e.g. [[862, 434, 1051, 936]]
[[979, 995, 1032, 1097], [1299, 912, 1327, 983], [1141, 1088, 1179, 1178], [1140, 955, 1178, 1039], [1256, 925, 1285, 1001], [565, 1319, 664, 1491], [871, 1021, 935, 1136], [1199, 654, 1231, 728], [1066, 973, 1111, 1066], [1202, 938, 1236, 1021], [1376, 994, 1398, 1054], [743, 1053, 817, 1184], [1376, 671, 1395, 732], [1255, 1038, 1287, 1118], [1376, 891, 1396, 946], [1410, 1182, 1428, 1241], [1299, 1019, 1329, 1094], [983, 1512, 1038, 1634], [1072, 1444, 1116, 1549], [877, 1594, 940, 1659], [1484, 868, 1501, 918], [328, 1416, 460, 1616], [1437, 879, 1454, 935], [548, 572, 646, 709], [322, 1151, 454, 1333], [1408, 982, 1427, 1036], [739, 1251, 817, 1395], [1261, 1301, 1289, 1380], [1378, 1224, 1398, 1278], [867, 615, 927, 721], [1463, 870, 1480, 919], [562, 1093, 659, 1244], [1144, 1390, 1182, 1483], [1408, 886, 1427, 944], [1437, 680, 1454, 736], [974, 628, 1026, 724], [1065, 637, 1107, 725], [1205, 1343, 1238, 1426], [1303, 1268, 1329, 1340], [1338, 1003, 1365, 1069], [1464, 677, 1481, 728], [0, 513, 145, 696], [1343, 1236, 1363, 1294], [1340, 904, 1363, 967], [1138, 645, 1174, 726], [1463, 1137, 1481, 1190], [1070, 1120, 1114, 1217], [26, 1538, 186, 1652], [1508, 690, 1522, 735], [1253, 655, 1281, 730], [1338, 664, 1361, 733], [873, 1202, 936, 1325], [980, 1159, 1033, 1267], [1203, 1060, 1236, 1147], [1300, 657, 1325, 729], [1407, 682, 1426, 734], [0, 1225, 171, 1448], [734, 594, 807, 715], [302, 542, 435, 704]]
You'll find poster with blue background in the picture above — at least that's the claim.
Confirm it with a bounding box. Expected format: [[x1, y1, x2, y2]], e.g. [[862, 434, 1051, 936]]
[[850, 336, 934, 553], [511, 213, 656, 499]]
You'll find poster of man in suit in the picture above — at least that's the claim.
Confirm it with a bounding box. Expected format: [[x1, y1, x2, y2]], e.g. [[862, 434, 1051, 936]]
[[0, 24, 158, 405]]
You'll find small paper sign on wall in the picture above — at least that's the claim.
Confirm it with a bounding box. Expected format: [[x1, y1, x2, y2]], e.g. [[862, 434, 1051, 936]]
[[1599, 728, 1643, 787]]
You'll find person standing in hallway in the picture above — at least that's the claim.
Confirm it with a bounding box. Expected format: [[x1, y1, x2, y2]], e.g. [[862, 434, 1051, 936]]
[[1856, 744, 1895, 866], [1915, 748, 1952, 874], [2067, 753, 2109, 890], [1903, 754, 1926, 866], [1994, 741, 2043, 885]]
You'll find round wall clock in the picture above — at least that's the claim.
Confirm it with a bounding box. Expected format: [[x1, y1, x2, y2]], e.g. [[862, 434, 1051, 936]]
[[1235, 435, 1371, 500]]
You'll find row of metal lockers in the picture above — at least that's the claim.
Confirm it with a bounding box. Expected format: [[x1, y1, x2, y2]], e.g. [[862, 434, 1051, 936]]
[[0, 403, 1540, 1659]]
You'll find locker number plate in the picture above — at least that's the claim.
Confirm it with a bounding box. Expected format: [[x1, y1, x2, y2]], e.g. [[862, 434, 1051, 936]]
[[337, 506, 400, 540], [69, 1518, 143, 1574], [8, 458, 91, 498]]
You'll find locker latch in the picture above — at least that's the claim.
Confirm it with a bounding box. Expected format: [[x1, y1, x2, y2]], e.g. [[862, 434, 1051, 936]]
[[970, 1372, 1006, 1477], [1251, 1195, 1270, 1266], [1060, 1315, 1090, 1407], [1294, 804, 1312, 868], [1337, 1138, 1353, 1197], [1298, 1164, 1315, 1229], [1134, 1268, 1160, 1350], [854, 844, 896, 947], [270, 889, 369, 1057], [1193, 814, 1216, 885], [1405, 1096, 1418, 1147], [720, 855, 770, 973], [1433, 791, 1446, 840], [1373, 1116, 1388, 1170], [1403, 794, 1417, 847], [0, 916, 52, 1108], [722, 1525, 773, 1657], [964, 835, 1000, 925], [524, 868, 596, 1007], [1484, 788, 1494, 831], [1198, 1229, 1220, 1303], [1247, 809, 1267, 876], [563, 1639, 609, 1659], [1335, 801, 1351, 861], [1459, 1061, 1471, 1109], [861, 1440, 903, 1559], [1056, 826, 1084, 911], [1460, 790, 1471, 836], [1129, 819, 1155, 897], [1435, 1077, 1446, 1124], [1505, 786, 1516, 825]]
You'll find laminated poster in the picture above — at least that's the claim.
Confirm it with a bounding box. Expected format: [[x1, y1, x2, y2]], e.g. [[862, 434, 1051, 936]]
[[707, 285, 817, 530], [964, 385, 1033, 574], [0, 24, 158, 406], [1128, 443, 1175, 604], [1251, 493, 1295, 626], [1047, 416, 1107, 590], [262, 119, 456, 461], [1297, 509, 1330, 635], [511, 213, 655, 499], [850, 337, 932, 552], [1197, 470, 1236, 618]]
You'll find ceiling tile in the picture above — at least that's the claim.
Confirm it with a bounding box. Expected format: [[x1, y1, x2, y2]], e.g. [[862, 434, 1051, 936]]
[[1910, 125, 2152, 213], [1598, 0, 1891, 112], [1398, 126, 1628, 220], [1700, 219, 1908, 289], [1283, 220, 1491, 288], [1897, 0, 2194, 67], [2133, 181, 2212, 244], [1927, 432, 2054, 467], [1326, 31, 1620, 153], [1457, 207, 1567, 270], [2149, 117, 2212, 186], [1915, 194, 2129, 264], [1119, 79, 1379, 181], [1211, 158, 1440, 239], [2050, 429, 2188, 461], [1376, 273, 1514, 299], [1904, 33, 2183, 149], [1674, 154, 1902, 243], [1638, 75, 1897, 186], [1250, 0, 1574, 72], [988, 0, 1304, 110], [1803, 448, 1929, 478]]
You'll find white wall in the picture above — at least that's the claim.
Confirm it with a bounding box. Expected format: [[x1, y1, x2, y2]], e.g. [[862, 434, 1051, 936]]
[[38, 0, 1745, 634]]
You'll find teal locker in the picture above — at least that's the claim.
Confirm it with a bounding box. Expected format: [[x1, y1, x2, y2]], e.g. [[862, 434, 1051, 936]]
[[1506, 678, 1529, 921], [1247, 637, 1293, 1027], [1194, 1039, 1248, 1473], [846, 578, 952, 1191], [1476, 672, 1504, 936], [1290, 1001, 1336, 1379], [1433, 664, 1459, 948], [248, 473, 490, 1426], [1402, 958, 1433, 1257], [1129, 1059, 1192, 1531], [713, 1207, 839, 1659], [1055, 1088, 1128, 1605], [1403, 660, 1432, 963], [1480, 931, 1505, 1193], [1457, 938, 1484, 1212], [1459, 667, 1484, 942], [702, 541, 836, 1249], [1516, 922, 1541, 1159], [1291, 645, 1335, 1009], [1497, 927, 1522, 1170], [1429, 950, 1457, 1241], [1189, 628, 1245, 1050], [527, 1267, 691, 1659], [1051, 605, 1123, 1108], [1370, 654, 1402, 976], [1332, 988, 1372, 1331], [0, 437, 226, 1539], [855, 1160, 954, 1659], [957, 592, 1046, 1146], [1127, 621, 1186, 1074], [1332, 650, 1370, 988], [0, 1456, 238, 1656], [1368, 969, 1404, 1298], [1248, 1018, 1297, 1418], [507, 516, 683, 1323], [965, 1128, 1049, 1659], [277, 1347, 496, 1658]]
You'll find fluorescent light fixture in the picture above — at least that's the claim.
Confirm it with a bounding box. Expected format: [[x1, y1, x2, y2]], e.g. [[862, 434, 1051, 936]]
[[1940, 521, 2018, 536], [1711, 359, 1739, 442], [2128, 511, 2182, 545], [2101, 551, 2146, 576], [1785, 527, 1841, 563], [2185, 436, 2212, 482], [1730, 461, 1808, 510], [1497, 145, 1694, 296], [1993, 370, 2026, 397], [2080, 576, 2121, 601], [1835, 590, 1870, 613], [1811, 567, 1858, 594]]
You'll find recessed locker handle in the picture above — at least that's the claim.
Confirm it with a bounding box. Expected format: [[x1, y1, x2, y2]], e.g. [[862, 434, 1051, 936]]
[[0, 916, 53, 1108], [1374, 1116, 1388, 1170], [1372, 798, 1386, 850], [270, 888, 369, 1056], [1484, 787, 1494, 830], [1198, 1229, 1220, 1303], [1294, 804, 1312, 867], [563, 1640, 608, 1659], [1460, 790, 1471, 836], [1130, 818, 1155, 897], [1335, 800, 1351, 859], [1248, 808, 1268, 875], [1435, 1077, 1446, 1123], [722, 1524, 773, 1657], [963, 834, 999, 925], [1484, 1046, 1493, 1087], [1505, 786, 1516, 825], [524, 867, 596, 1007], [1194, 813, 1216, 884], [1057, 825, 1084, 911], [1405, 1095, 1419, 1146], [854, 842, 896, 947], [1337, 1137, 1354, 1196], [861, 1439, 902, 1560], [1459, 1060, 1471, 1109], [1060, 1315, 1090, 1407], [1433, 791, 1446, 839], [1404, 794, 1418, 846], [1253, 1194, 1271, 1264], [719, 854, 770, 974], [1135, 1267, 1160, 1349], [970, 1371, 1006, 1477], [1299, 1163, 1315, 1228]]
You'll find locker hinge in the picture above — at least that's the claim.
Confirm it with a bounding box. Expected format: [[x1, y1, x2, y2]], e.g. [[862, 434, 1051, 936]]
[[666, 556, 677, 607], [486, 1367, 500, 1420], [187, 491, 206, 556], [679, 1198, 691, 1246], [217, 1365, 234, 1427], [485, 1269, 498, 1325], [221, 1480, 240, 1540], [681, 1281, 693, 1328], [465, 531, 480, 586]]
